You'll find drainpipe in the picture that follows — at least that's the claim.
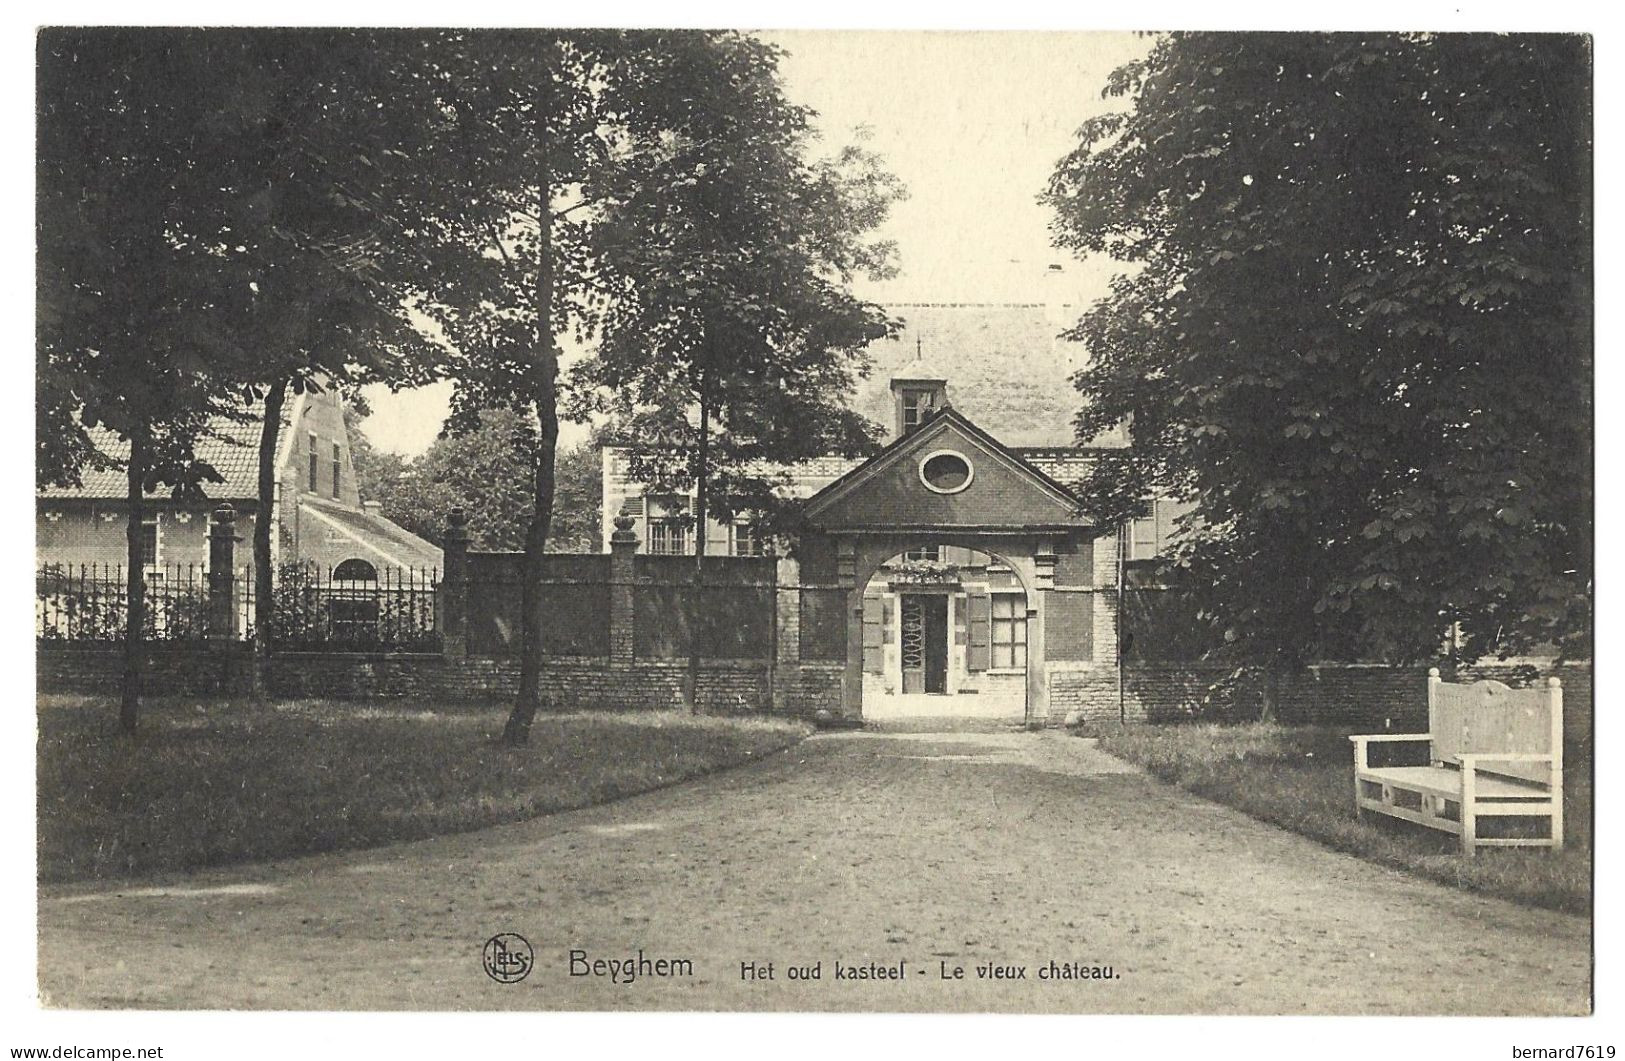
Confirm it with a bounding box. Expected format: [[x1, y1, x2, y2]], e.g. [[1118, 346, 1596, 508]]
[[1117, 522, 1127, 726]]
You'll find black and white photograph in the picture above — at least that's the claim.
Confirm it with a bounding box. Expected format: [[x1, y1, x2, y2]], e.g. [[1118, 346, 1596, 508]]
[[11, 9, 1603, 1056]]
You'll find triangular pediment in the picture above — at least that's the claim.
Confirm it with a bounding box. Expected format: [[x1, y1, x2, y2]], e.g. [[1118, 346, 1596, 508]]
[[802, 408, 1090, 532]]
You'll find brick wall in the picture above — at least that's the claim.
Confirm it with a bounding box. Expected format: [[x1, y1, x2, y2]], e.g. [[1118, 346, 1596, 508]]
[[1044, 659, 1592, 738], [1109, 663, 1439, 728], [36, 644, 844, 717], [1044, 590, 1096, 661], [268, 653, 774, 712], [1052, 537, 1094, 587], [772, 662, 845, 719], [37, 644, 1587, 739], [1047, 665, 1118, 725], [38, 643, 257, 697]]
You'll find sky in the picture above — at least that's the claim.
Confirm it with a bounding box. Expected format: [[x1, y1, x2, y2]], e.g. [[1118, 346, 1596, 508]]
[[358, 31, 1153, 456]]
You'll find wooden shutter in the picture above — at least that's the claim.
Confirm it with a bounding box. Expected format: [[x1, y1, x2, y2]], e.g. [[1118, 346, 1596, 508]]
[[967, 592, 991, 671], [862, 596, 885, 673]]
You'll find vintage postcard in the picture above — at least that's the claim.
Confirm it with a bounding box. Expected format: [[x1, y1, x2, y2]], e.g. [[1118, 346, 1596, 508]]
[[23, 18, 1596, 1056]]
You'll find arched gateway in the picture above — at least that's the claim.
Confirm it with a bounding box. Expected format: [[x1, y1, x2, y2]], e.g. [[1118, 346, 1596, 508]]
[[797, 395, 1103, 726]]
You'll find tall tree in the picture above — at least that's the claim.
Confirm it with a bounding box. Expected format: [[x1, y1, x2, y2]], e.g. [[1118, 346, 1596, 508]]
[[1045, 33, 1592, 691], [575, 39, 904, 711], [40, 30, 452, 713], [410, 31, 874, 741], [38, 30, 275, 730], [394, 30, 582, 746], [171, 31, 448, 691]]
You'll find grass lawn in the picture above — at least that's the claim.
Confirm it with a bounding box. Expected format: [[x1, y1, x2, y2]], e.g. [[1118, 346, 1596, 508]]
[[1093, 722, 1591, 916], [38, 695, 810, 884]]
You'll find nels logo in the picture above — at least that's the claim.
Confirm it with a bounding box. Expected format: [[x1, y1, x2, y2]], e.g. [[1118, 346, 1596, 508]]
[[483, 933, 534, 984]]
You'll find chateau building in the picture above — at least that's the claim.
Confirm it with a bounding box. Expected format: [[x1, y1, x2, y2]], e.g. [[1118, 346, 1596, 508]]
[[601, 299, 1191, 722]]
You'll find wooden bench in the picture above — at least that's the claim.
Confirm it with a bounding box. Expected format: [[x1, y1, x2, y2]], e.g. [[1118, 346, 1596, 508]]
[[1350, 668, 1563, 855]]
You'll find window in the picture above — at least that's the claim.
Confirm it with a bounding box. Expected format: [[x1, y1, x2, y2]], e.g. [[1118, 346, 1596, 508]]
[[1127, 497, 1193, 561], [904, 545, 941, 562], [307, 433, 318, 493], [991, 594, 1027, 669], [332, 443, 342, 499], [140, 515, 159, 568], [1129, 514, 1158, 561], [919, 450, 973, 493], [730, 522, 764, 557], [902, 388, 935, 430], [647, 519, 690, 556]]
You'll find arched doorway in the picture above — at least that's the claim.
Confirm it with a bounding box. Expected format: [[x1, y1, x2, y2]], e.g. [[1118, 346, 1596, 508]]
[[858, 543, 1030, 721], [333, 558, 378, 581], [330, 558, 380, 641]]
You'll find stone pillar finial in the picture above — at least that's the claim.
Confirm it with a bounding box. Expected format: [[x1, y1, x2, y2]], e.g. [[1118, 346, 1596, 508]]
[[446, 506, 469, 541], [610, 503, 639, 551]]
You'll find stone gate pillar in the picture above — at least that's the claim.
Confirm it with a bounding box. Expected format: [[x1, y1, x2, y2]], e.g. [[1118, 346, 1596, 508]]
[[838, 537, 863, 721], [441, 507, 470, 658], [207, 504, 239, 640], [608, 510, 639, 663], [1027, 538, 1057, 727]]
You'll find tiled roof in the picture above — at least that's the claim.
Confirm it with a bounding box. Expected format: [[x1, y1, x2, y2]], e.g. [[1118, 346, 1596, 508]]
[[39, 418, 276, 501], [854, 302, 1128, 449], [298, 496, 444, 570]]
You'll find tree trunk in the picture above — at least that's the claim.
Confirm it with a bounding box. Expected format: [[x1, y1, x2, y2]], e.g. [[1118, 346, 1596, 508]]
[[503, 373, 559, 746], [502, 70, 557, 748], [683, 383, 710, 714], [253, 376, 290, 697], [119, 427, 149, 734]]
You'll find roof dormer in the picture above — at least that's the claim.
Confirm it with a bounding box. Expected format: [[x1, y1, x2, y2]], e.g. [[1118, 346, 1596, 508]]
[[889, 360, 949, 442]]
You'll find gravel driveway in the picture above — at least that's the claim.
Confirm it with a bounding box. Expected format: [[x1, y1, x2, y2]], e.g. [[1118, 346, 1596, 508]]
[[37, 728, 1590, 1013]]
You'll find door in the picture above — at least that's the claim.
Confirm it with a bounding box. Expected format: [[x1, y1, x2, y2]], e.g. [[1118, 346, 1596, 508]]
[[922, 595, 948, 693], [900, 593, 949, 694]]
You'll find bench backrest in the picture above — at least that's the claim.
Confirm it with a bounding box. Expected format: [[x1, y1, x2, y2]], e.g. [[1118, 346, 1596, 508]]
[[1428, 669, 1562, 785]]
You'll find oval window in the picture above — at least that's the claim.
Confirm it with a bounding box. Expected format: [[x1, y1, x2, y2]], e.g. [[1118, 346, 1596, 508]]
[[920, 450, 973, 493]]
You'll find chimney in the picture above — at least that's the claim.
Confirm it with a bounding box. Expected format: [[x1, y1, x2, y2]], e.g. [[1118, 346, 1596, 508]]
[[362, 500, 383, 516]]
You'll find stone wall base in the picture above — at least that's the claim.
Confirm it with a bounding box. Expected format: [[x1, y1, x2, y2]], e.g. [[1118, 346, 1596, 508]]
[[1047, 661, 1592, 739], [36, 646, 1589, 741], [37, 645, 845, 717]]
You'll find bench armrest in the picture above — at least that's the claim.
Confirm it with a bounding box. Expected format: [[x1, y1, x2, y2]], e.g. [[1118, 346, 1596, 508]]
[[1348, 733, 1431, 744], [1350, 733, 1431, 770]]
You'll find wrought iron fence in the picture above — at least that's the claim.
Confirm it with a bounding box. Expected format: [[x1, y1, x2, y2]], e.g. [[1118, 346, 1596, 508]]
[[36, 560, 439, 651], [36, 563, 227, 642], [266, 561, 441, 652]]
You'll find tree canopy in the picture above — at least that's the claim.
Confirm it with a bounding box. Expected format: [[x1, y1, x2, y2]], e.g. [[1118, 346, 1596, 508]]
[[38, 30, 465, 711], [564, 33, 903, 711], [349, 409, 601, 553], [1045, 32, 1591, 667], [572, 36, 903, 537]]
